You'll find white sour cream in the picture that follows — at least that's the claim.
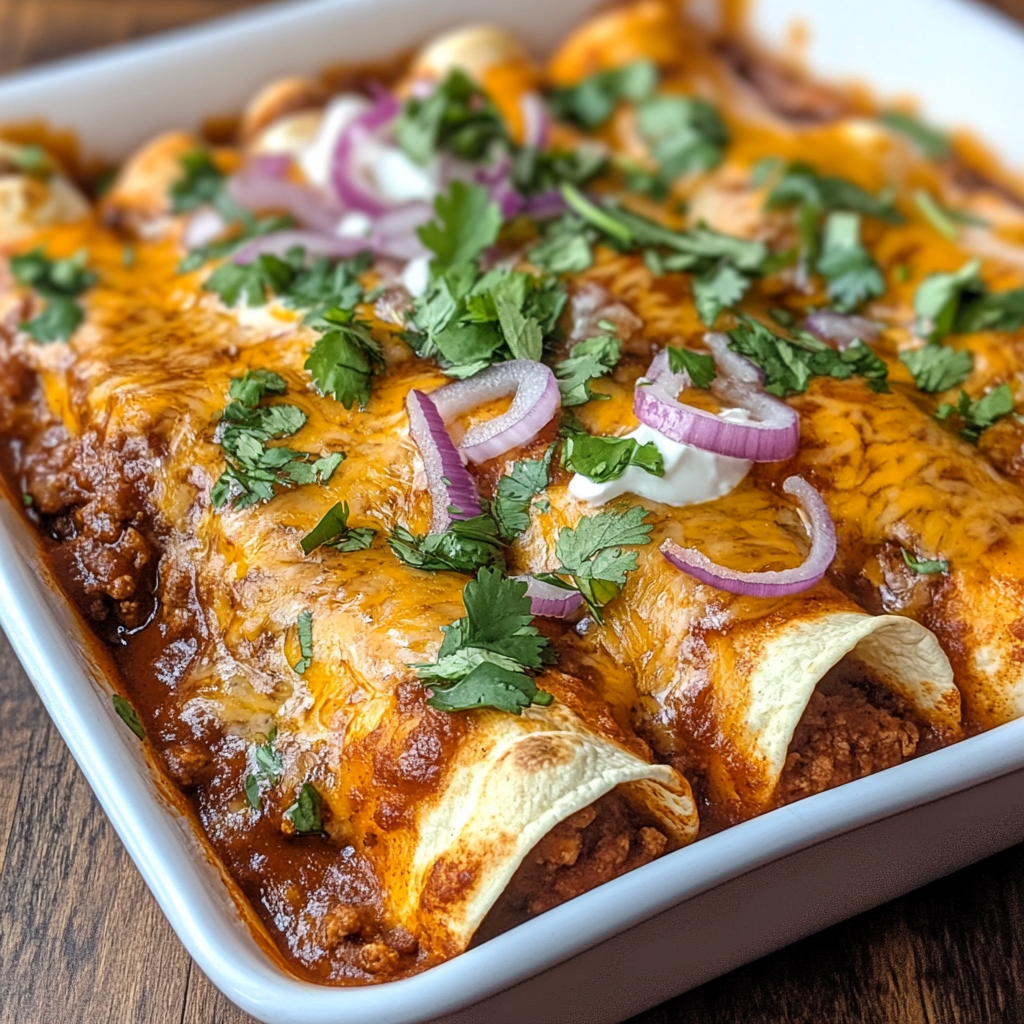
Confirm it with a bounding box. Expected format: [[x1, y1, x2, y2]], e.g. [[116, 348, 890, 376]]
[[568, 419, 753, 508]]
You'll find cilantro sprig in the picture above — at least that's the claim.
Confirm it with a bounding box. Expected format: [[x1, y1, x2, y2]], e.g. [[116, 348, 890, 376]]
[[899, 344, 973, 394], [901, 549, 949, 575], [244, 725, 283, 809], [555, 333, 622, 406], [413, 567, 554, 715], [211, 369, 344, 509], [549, 60, 659, 129], [538, 505, 653, 622], [816, 212, 885, 313], [936, 383, 1014, 444], [292, 611, 314, 674], [304, 308, 384, 410], [914, 260, 1024, 342], [491, 459, 550, 540], [636, 94, 729, 186], [301, 502, 376, 555], [563, 431, 664, 484], [667, 346, 716, 388], [284, 782, 324, 835], [11, 248, 96, 343], [389, 515, 505, 574]]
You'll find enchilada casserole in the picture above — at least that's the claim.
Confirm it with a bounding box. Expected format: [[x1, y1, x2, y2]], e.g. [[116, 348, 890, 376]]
[[2, 0, 1023, 984]]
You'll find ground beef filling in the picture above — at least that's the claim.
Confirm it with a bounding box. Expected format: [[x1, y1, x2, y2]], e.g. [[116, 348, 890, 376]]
[[775, 672, 923, 808], [476, 788, 667, 943]]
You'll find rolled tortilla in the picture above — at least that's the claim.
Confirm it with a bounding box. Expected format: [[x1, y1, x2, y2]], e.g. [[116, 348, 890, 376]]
[[513, 482, 961, 821], [769, 377, 1024, 730]]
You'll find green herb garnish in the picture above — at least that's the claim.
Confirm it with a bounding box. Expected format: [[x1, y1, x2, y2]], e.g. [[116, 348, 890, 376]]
[[413, 567, 554, 714], [899, 344, 973, 393], [549, 60, 658, 129], [563, 431, 664, 484], [11, 248, 96, 343], [292, 611, 314, 674], [636, 94, 728, 184], [244, 724, 283, 809], [389, 515, 505, 574], [555, 333, 622, 406], [667, 346, 717, 388], [901, 548, 949, 575], [816, 212, 885, 312], [880, 111, 951, 160], [304, 308, 384, 410], [301, 502, 376, 555], [285, 782, 324, 834], [112, 694, 144, 740], [491, 459, 550, 540], [936, 383, 1014, 443]]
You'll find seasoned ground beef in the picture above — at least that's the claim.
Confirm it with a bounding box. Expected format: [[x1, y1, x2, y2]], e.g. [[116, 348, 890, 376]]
[[475, 788, 667, 942], [775, 674, 921, 807]]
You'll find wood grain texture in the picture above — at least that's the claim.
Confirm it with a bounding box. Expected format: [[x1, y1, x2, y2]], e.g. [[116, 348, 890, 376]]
[[2, 2, 1024, 1022]]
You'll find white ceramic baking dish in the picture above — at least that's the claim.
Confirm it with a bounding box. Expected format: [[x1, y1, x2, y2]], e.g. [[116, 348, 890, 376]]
[[2, 1, 1024, 1021]]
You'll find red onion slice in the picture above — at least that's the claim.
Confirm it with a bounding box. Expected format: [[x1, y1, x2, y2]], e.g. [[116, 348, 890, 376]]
[[661, 476, 836, 597], [407, 389, 484, 534], [370, 202, 433, 261], [431, 360, 561, 464], [227, 170, 343, 235], [232, 230, 371, 265], [804, 310, 881, 351], [515, 576, 584, 619], [520, 93, 551, 151], [634, 347, 798, 462], [331, 93, 402, 217]]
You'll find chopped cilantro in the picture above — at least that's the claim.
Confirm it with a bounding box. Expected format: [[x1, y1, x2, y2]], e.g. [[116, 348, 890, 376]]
[[528, 215, 596, 274], [816, 212, 885, 312], [490, 459, 550, 539], [203, 253, 295, 308], [112, 694, 144, 740], [727, 315, 889, 396], [304, 308, 384, 409], [549, 60, 658, 129], [9, 144, 52, 178], [389, 515, 505, 574], [636, 94, 728, 183], [936, 383, 1014, 443], [899, 344, 973, 393], [292, 611, 314, 674], [764, 162, 903, 224], [11, 248, 96, 343], [413, 567, 554, 715], [419, 180, 502, 270], [301, 502, 375, 555], [880, 110, 951, 160], [539, 504, 653, 622], [512, 144, 608, 196], [901, 548, 949, 575], [910, 261, 1024, 341], [396, 69, 509, 166], [169, 150, 229, 215], [244, 724, 283, 808], [211, 369, 344, 509], [284, 782, 324, 834], [555, 333, 622, 406], [667, 345, 717, 388], [178, 214, 295, 272], [563, 431, 664, 483]]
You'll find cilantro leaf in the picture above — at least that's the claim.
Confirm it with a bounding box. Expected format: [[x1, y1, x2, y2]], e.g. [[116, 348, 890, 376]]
[[727, 315, 889, 397], [11, 248, 95, 343], [957, 288, 1024, 335], [764, 162, 903, 223], [899, 345, 973, 393], [528, 215, 596, 274], [549, 60, 658, 129], [413, 568, 554, 715], [396, 69, 509, 166], [667, 346, 717, 388], [512, 145, 608, 196], [555, 334, 622, 406], [389, 515, 505, 574], [169, 150, 227, 214], [816, 212, 885, 312], [490, 459, 550, 539], [301, 502, 376, 555], [244, 724, 283, 809], [284, 782, 324, 834], [914, 260, 984, 341], [549, 505, 653, 621], [936, 383, 1014, 443], [304, 309, 384, 409], [229, 368, 288, 405], [563, 432, 664, 483], [880, 111, 951, 160], [692, 261, 750, 325], [494, 288, 543, 361], [112, 694, 144, 740], [636, 94, 728, 182], [419, 180, 502, 270], [292, 611, 314, 674], [901, 548, 949, 575], [913, 189, 959, 241], [204, 254, 294, 308]]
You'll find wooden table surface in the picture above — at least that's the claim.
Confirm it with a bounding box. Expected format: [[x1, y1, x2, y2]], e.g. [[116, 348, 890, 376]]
[[3, 1, 1024, 1021]]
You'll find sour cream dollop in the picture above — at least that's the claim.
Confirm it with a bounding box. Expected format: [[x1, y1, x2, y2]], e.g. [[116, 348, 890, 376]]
[[567, 419, 752, 508]]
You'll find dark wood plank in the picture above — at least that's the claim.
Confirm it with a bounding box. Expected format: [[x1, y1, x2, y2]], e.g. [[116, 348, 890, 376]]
[[1, 3, 1024, 1023]]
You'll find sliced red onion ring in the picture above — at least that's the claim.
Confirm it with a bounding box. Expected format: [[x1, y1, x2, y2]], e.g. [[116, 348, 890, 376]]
[[331, 93, 402, 217], [515, 576, 584, 619], [804, 310, 881, 350], [246, 153, 291, 181], [703, 331, 764, 386], [431, 360, 561, 464], [370, 201, 432, 261], [661, 476, 836, 597], [406, 389, 483, 534], [233, 230, 371, 265], [520, 93, 551, 151], [521, 189, 568, 219], [227, 171, 343, 235], [183, 207, 229, 249], [634, 347, 799, 462]]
